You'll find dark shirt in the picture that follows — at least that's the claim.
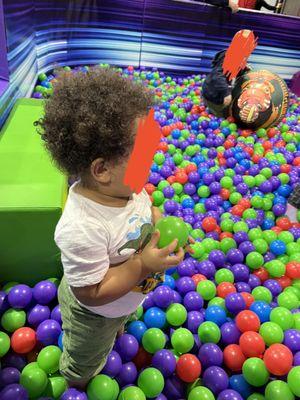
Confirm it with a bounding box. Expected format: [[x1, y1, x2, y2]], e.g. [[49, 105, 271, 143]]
[[202, 51, 232, 105], [288, 184, 300, 209], [255, 0, 277, 10]]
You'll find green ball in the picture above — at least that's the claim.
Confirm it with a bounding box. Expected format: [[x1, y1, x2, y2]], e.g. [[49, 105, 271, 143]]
[[230, 193, 243, 205], [286, 242, 300, 256], [263, 230, 277, 244], [42, 374, 67, 399], [249, 228, 263, 242], [172, 182, 183, 195], [142, 328, 166, 354], [198, 185, 210, 198], [190, 242, 205, 259], [270, 307, 294, 331], [247, 394, 265, 400], [277, 291, 300, 310], [252, 287, 272, 304], [220, 238, 237, 253], [208, 297, 226, 309], [155, 216, 189, 251], [1, 309, 26, 332], [220, 219, 234, 233], [87, 374, 119, 400], [194, 203, 206, 214], [220, 176, 233, 189], [244, 176, 256, 188], [37, 345, 62, 374], [287, 366, 300, 397], [233, 221, 249, 233], [263, 198, 273, 211], [202, 238, 219, 253], [294, 313, 300, 330], [278, 231, 294, 244], [157, 180, 169, 191], [171, 328, 194, 353], [188, 386, 215, 400], [154, 153, 165, 165], [265, 260, 286, 278], [243, 209, 257, 220], [0, 331, 10, 357], [20, 364, 48, 398], [38, 73, 48, 82], [242, 357, 269, 387], [253, 239, 268, 254], [47, 277, 60, 287], [198, 321, 221, 344], [246, 252, 264, 270], [265, 380, 295, 400], [197, 280, 216, 301], [152, 191, 165, 206], [215, 269, 234, 284], [137, 368, 164, 398], [251, 196, 264, 209], [166, 303, 187, 326], [259, 322, 284, 346], [190, 228, 205, 240]]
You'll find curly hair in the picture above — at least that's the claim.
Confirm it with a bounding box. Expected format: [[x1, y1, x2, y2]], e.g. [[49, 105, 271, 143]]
[[35, 67, 155, 176]]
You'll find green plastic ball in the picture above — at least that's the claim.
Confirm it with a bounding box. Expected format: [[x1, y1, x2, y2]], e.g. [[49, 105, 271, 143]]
[[220, 238, 237, 253], [87, 374, 119, 400], [166, 303, 187, 326], [137, 368, 164, 398], [270, 307, 294, 330], [233, 221, 249, 233], [198, 185, 210, 198], [265, 380, 295, 400], [0, 331, 10, 357], [252, 287, 272, 304], [263, 230, 277, 244], [259, 322, 284, 346], [242, 357, 269, 387], [197, 280, 216, 301], [42, 374, 67, 399], [247, 394, 265, 400], [152, 191, 165, 206], [37, 345, 62, 374], [249, 228, 263, 242], [246, 252, 264, 270], [253, 239, 268, 254], [142, 328, 166, 354], [20, 364, 48, 398], [1, 309, 26, 332], [277, 291, 300, 310], [155, 216, 189, 251], [198, 321, 221, 344], [171, 328, 194, 353], [190, 242, 205, 259], [287, 366, 300, 397], [208, 297, 226, 309], [265, 260, 286, 278], [215, 269, 234, 284], [188, 386, 215, 400]]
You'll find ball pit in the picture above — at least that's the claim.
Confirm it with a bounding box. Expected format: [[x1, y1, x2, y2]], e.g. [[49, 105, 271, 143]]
[[0, 64, 299, 399]]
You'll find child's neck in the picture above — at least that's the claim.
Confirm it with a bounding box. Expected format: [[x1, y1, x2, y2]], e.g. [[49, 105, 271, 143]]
[[75, 181, 131, 208]]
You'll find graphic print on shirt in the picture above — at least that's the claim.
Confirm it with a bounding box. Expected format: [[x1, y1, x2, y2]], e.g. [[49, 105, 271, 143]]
[[117, 216, 164, 294]]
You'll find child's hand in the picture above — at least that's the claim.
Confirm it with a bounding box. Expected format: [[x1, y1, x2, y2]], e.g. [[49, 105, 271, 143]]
[[223, 94, 232, 106], [229, 0, 239, 13], [151, 206, 163, 225], [140, 230, 184, 274]]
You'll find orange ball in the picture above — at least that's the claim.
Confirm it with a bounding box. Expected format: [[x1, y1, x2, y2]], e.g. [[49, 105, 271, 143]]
[[192, 274, 207, 285], [240, 292, 255, 309], [263, 344, 293, 376], [286, 261, 300, 279], [224, 344, 246, 372], [217, 282, 236, 298], [239, 331, 265, 358], [11, 327, 36, 354], [236, 310, 260, 333], [176, 354, 201, 383]]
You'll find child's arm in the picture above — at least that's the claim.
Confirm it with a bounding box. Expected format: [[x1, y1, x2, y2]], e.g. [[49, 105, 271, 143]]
[[152, 206, 163, 225], [71, 231, 184, 307]]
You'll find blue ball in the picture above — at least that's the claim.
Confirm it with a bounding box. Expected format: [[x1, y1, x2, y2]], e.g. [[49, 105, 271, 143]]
[[269, 240, 286, 255], [172, 129, 181, 139], [127, 321, 147, 342], [229, 374, 252, 398], [144, 307, 166, 329], [204, 306, 227, 326], [166, 267, 177, 276], [162, 275, 176, 289], [262, 219, 275, 230], [277, 184, 292, 197], [182, 198, 195, 209], [249, 301, 271, 323], [58, 331, 63, 351]]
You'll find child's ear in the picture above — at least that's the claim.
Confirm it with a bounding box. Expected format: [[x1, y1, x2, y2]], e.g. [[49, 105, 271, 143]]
[[91, 158, 111, 184]]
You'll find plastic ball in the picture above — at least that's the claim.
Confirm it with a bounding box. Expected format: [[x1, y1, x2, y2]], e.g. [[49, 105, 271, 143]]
[[115, 334, 139, 362], [166, 303, 187, 326], [250, 301, 271, 322], [188, 386, 215, 400], [127, 321, 147, 343], [198, 342, 223, 368], [27, 304, 51, 327], [11, 327, 36, 354], [33, 281, 57, 304], [284, 329, 300, 352], [0, 367, 20, 388], [171, 328, 194, 353], [265, 380, 295, 400], [36, 319, 61, 346], [142, 328, 166, 354], [153, 286, 174, 308], [143, 307, 166, 329], [152, 349, 177, 377], [116, 362, 137, 387], [87, 374, 119, 400], [176, 354, 201, 382], [270, 307, 294, 330], [218, 389, 243, 400], [118, 386, 146, 400], [235, 310, 260, 332], [205, 306, 227, 326], [197, 280, 216, 300], [0, 331, 10, 357], [203, 366, 229, 395], [225, 293, 246, 314], [7, 285, 32, 309], [20, 364, 48, 398], [137, 368, 164, 398], [242, 357, 269, 387], [221, 322, 241, 345], [155, 216, 189, 250], [263, 343, 293, 375], [223, 344, 246, 372], [239, 332, 265, 358], [198, 321, 221, 343], [259, 322, 284, 346], [0, 384, 29, 400], [287, 366, 300, 397], [1, 309, 26, 332]]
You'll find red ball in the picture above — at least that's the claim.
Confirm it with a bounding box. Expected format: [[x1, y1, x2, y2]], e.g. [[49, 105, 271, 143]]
[[175, 172, 188, 184], [240, 292, 255, 309], [231, 205, 244, 217], [293, 157, 300, 166], [176, 354, 201, 383], [239, 331, 265, 358], [263, 344, 293, 376], [217, 282, 236, 299], [202, 217, 217, 232], [162, 126, 172, 137], [167, 176, 176, 184], [157, 142, 168, 153], [192, 274, 207, 285], [236, 310, 260, 332], [253, 267, 269, 283], [238, 199, 251, 210], [224, 344, 246, 372], [186, 163, 197, 174], [11, 327, 36, 354], [132, 347, 152, 370], [286, 261, 300, 279], [144, 183, 156, 195], [220, 232, 233, 240], [275, 275, 292, 289], [276, 217, 292, 231], [220, 188, 230, 200], [280, 164, 291, 173]]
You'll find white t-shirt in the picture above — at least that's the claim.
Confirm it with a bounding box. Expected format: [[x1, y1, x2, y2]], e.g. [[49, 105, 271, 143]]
[[55, 183, 163, 318]]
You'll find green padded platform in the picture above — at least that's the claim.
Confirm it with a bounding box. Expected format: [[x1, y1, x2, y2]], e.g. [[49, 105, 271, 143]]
[[0, 98, 68, 285]]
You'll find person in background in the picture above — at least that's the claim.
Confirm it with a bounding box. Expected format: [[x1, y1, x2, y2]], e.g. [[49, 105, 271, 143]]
[[238, 0, 280, 11], [205, 0, 239, 13], [287, 185, 300, 223]]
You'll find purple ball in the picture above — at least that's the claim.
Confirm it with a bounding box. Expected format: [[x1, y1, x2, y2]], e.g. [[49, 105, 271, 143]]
[[198, 260, 216, 279], [183, 291, 204, 311], [293, 351, 300, 366], [0, 367, 20, 388], [152, 349, 177, 377], [102, 350, 122, 377], [7, 285, 32, 309], [115, 334, 139, 362], [198, 343, 223, 368], [116, 362, 137, 386], [225, 293, 246, 314], [36, 319, 61, 346], [221, 322, 241, 345], [235, 282, 251, 293], [284, 329, 300, 352], [0, 291, 9, 314], [27, 304, 50, 327], [163, 375, 185, 399], [60, 388, 88, 400], [33, 92, 43, 99], [209, 250, 226, 268], [186, 311, 204, 333], [263, 279, 282, 296], [248, 274, 261, 289], [33, 281, 57, 304], [217, 389, 243, 400], [172, 290, 182, 304], [231, 264, 249, 282], [153, 286, 173, 309], [164, 200, 178, 214], [143, 292, 155, 310], [0, 384, 28, 400], [1, 353, 27, 371], [177, 260, 196, 277], [176, 277, 195, 295], [155, 395, 167, 400], [233, 232, 249, 245], [239, 241, 255, 256], [203, 366, 229, 395], [226, 249, 244, 265], [50, 305, 62, 324]]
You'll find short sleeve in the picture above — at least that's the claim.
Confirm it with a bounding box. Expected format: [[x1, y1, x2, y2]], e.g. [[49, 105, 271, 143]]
[[55, 221, 109, 288]]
